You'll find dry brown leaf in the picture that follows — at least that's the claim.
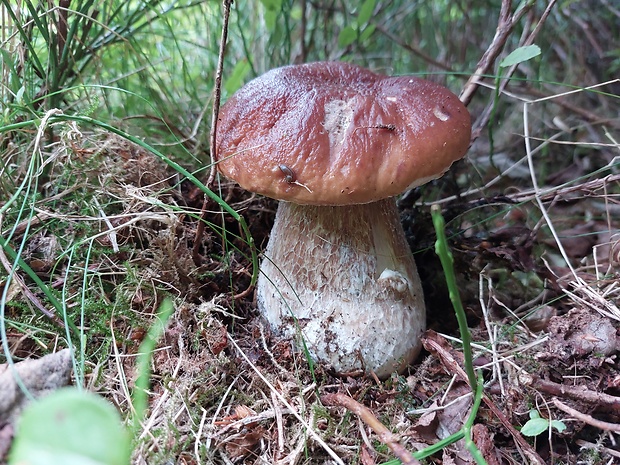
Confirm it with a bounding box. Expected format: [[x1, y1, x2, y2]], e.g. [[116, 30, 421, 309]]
[[215, 404, 257, 426], [436, 384, 474, 465], [472, 424, 501, 465], [360, 443, 377, 465], [223, 427, 264, 460], [411, 405, 439, 444]]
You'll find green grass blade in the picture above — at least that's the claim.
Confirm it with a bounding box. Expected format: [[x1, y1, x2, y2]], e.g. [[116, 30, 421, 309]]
[[431, 204, 477, 389], [130, 298, 174, 437]]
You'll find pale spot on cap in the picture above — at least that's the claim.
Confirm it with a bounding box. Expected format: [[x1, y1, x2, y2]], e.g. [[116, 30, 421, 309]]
[[433, 105, 451, 122]]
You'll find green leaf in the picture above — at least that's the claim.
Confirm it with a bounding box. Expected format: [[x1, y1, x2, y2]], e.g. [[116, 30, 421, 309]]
[[263, 9, 277, 31], [260, 0, 282, 31], [290, 5, 303, 20], [357, 0, 376, 27], [529, 409, 541, 419], [359, 24, 376, 43], [338, 25, 358, 47], [520, 417, 549, 437], [259, 0, 282, 11], [9, 387, 131, 465], [224, 60, 251, 96], [551, 420, 567, 433], [130, 298, 175, 435], [499, 44, 541, 68], [16, 86, 26, 106]]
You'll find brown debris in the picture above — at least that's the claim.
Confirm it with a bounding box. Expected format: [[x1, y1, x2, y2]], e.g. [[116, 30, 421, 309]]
[[537, 307, 619, 368], [471, 424, 501, 465], [321, 392, 420, 465]]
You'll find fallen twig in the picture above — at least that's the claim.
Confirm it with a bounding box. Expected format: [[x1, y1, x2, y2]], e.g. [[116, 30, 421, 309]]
[[321, 392, 420, 465], [520, 373, 620, 413], [576, 439, 620, 460], [211, 406, 293, 437], [553, 398, 620, 433]]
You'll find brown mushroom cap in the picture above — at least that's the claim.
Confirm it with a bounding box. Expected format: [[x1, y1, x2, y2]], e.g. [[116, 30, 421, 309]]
[[216, 61, 471, 206]]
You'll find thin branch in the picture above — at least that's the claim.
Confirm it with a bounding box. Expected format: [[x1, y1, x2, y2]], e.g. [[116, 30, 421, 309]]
[[207, 0, 233, 188], [521, 374, 620, 413], [553, 398, 620, 433], [460, 0, 555, 109], [460, 0, 518, 106], [469, 0, 558, 141], [298, 0, 307, 63], [576, 439, 620, 460], [193, 0, 233, 265], [321, 392, 420, 465]]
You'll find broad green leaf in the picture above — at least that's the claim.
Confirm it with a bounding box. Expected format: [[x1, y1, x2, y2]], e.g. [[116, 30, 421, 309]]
[[499, 44, 541, 68], [520, 417, 549, 437], [357, 0, 376, 27], [260, 0, 282, 31], [16, 86, 26, 106], [9, 387, 130, 465], [338, 26, 358, 47], [529, 409, 541, 419], [263, 9, 278, 31]]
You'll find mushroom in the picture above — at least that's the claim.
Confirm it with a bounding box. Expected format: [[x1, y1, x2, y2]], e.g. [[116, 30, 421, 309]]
[[216, 62, 471, 378]]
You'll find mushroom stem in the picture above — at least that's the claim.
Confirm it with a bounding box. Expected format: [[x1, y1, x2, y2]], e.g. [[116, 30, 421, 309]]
[[257, 198, 425, 378]]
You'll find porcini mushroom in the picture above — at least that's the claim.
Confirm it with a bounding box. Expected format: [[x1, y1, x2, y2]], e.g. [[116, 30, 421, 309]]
[[216, 62, 471, 378]]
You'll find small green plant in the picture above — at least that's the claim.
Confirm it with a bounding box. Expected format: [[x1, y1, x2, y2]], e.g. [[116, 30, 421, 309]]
[[8, 299, 175, 465], [520, 409, 567, 437], [8, 387, 131, 465]]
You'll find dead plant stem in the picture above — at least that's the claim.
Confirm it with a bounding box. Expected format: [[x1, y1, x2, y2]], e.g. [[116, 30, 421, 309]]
[[553, 398, 620, 433], [321, 393, 420, 465], [194, 0, 233, 265]]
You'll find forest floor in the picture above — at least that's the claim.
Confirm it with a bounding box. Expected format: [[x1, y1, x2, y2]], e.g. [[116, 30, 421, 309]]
[[2, 1, 619, 464], [4, 94, 619, 464]]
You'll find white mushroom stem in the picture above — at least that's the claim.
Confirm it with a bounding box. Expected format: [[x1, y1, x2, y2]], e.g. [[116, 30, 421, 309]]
[[256, 198, 425, 378]]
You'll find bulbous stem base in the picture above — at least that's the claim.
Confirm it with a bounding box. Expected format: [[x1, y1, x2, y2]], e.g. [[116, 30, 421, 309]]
[[257, 198, 426, 378]]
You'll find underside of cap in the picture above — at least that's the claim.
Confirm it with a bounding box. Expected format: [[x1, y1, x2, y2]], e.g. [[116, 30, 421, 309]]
[[216, 61, 471, 205]]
